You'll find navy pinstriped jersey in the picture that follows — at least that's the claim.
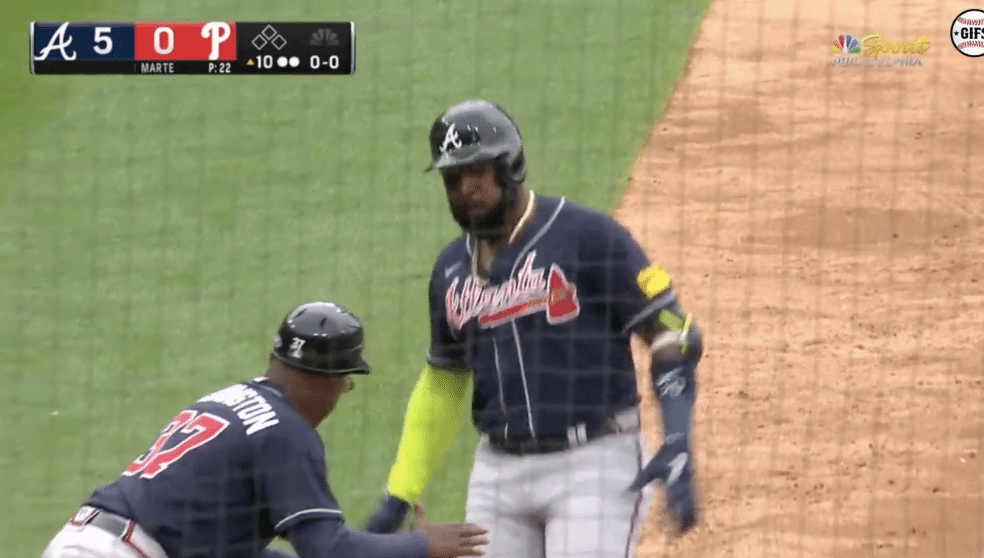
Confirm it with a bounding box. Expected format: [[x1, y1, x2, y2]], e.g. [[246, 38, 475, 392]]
[[428, 194, 677, 441], [87, 378, 342, 558]]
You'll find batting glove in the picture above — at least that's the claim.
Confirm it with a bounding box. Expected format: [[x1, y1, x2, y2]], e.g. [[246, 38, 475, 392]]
[[628, 440, 698, 534], [363, 493, 411, 534]]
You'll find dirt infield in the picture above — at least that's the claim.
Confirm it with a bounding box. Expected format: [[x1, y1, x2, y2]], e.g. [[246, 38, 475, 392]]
[[621, 0, 984, 556]]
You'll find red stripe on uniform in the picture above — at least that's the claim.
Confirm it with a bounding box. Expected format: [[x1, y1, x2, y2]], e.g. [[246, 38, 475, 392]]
[[122, 521, 151, 558], [624, 436, 645, 558], [70, 508, 99, 526]]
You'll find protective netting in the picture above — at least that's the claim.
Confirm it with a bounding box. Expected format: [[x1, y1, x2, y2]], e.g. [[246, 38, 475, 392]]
[[621, 0, 983, 556], [4, 0, 981, 557]]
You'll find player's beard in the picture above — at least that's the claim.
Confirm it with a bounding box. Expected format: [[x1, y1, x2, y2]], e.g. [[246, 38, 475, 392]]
[[451, 196, 510, 241]]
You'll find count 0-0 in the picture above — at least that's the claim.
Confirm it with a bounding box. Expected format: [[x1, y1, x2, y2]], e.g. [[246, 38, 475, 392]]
[[310, 55, 340, 70]]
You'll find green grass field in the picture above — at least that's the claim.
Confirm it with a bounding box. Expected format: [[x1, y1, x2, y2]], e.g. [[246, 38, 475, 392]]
[[1, 0, 711, 555]]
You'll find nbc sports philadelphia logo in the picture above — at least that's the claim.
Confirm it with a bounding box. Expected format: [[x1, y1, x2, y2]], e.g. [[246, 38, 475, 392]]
[[830, 33, 930, 67], [951, 9, 984, 57]]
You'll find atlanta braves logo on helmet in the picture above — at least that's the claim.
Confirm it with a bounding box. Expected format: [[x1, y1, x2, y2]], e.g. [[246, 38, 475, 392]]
[[445, 251, 580, 330], [440, 123, 463, 153]]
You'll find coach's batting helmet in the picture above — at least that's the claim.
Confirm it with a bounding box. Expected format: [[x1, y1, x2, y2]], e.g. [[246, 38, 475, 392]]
[[271, 302, 371, 375], [426, 99, 526, 186]]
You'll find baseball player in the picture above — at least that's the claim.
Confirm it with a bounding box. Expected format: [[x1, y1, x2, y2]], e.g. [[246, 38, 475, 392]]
[[41, 301, 489, 558], [363, 100, 704, 558]]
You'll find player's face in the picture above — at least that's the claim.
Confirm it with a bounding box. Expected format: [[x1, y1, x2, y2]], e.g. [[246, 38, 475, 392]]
[[323, 375, 353, 411], [308, 375, 354, 423], [443, 161, 508, 235]]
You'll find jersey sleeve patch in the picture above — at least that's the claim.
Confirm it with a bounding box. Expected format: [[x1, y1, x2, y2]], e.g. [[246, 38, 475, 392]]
[[637, 264, 672, 299]]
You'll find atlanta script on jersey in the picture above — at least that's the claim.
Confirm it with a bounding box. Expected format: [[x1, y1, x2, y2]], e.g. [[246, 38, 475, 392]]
[[428, 194, 678, 442], [445, 252, 580, 331]]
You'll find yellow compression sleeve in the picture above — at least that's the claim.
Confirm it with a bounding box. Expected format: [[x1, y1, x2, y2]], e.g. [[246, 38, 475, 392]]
[[386, 363, 471, 504]]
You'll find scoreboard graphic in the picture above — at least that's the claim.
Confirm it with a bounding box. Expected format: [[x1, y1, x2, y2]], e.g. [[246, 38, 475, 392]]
[[31, 21, 355, 75]]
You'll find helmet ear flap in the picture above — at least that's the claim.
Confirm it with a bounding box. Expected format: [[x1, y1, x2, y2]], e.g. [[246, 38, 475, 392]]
[[492, 154, 522, 213], [495, 151, 526, 186], [511, 151, 526, 184]]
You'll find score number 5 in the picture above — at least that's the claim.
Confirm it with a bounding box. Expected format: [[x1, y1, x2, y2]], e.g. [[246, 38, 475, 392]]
[[93, 27, 113, 54]]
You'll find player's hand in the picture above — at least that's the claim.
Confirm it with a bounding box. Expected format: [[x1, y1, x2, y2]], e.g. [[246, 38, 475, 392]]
[[363, 492, 411, 533], [411, 504, 489, 558], [628, 440, 697, 534]]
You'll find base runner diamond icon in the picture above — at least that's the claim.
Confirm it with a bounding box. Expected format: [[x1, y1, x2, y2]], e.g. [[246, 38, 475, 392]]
[[251, 25, 287, 51]]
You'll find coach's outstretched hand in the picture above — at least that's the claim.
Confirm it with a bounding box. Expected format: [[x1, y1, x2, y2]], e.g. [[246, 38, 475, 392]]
[[364, 492, 412, 533], [628, 440, 697, 534], [411, 504, 489, 558]]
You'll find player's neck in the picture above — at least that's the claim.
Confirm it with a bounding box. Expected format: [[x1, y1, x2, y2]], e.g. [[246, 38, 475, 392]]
[[472, 188, 535, 282]]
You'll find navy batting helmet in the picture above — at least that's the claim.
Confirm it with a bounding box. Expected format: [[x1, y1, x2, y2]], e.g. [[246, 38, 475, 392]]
[[426, 99, 526, 185], [271, 302, 371, 375]]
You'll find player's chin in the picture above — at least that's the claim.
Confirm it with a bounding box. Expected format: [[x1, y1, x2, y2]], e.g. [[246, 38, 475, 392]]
[[450, 205, 476, 227], [465, 210, 499, 230], [467, 205, 493, 219], [324, 395, 343, 413], [309, 391, 339, 416], [315, 402, 339, 423]]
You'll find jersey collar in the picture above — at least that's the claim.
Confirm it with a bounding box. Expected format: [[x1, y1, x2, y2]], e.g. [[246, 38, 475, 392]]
[[251, 376, 287, 399]]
